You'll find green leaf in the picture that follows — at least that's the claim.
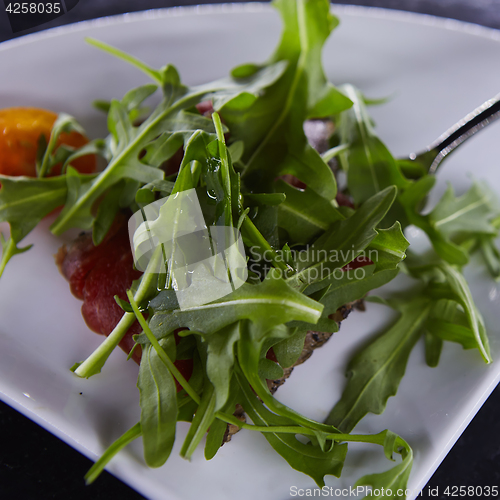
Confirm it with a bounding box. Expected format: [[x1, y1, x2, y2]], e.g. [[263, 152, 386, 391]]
[[355, 431, 413, 500], [37, 113, 86, 177], [204, 376, 242, 460], [141, 111, 220, 168], [62, 138, 111, 172], [180, 379, 216, 460], [92, 180, 126, 245], [0, 172, 92, 242], [337, 84, 409, 204], [232, 0, 351, 202], [286, 186, 397, 290], [424, 299, 456, 366], [428, 182, 497, 237], [424, 331, 443, 368], [86, 37, 164, 83], [401, 180, 499, 266], [210, 61, 288, 111], [136, 180, 175, 204], [276, 179, 344, 244], [259, 357, 284, 380], [237, 366, 347, 487], [400, 177, 470, 266], [426, 319, 477, 350], [367, 222, 409, 272], [272, 329, 308, 368], [50, 85, 215, 235], [237, 321, 341, 435], [325, 297, 431, 432], [244, 192, 286, 207], [0, 234, 33, 278], [295, 266, 399, 334], [147, 269, 323, 340], [137, 338, 178, 468], [122, 84, 158, 111], [479, 235, 500, 280], [434, 263, 492, 363], [84, 423, 142, 484], [195, 322, 241, 411]]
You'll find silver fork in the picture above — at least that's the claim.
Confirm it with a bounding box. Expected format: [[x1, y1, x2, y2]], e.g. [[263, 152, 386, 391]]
[[406, 93, 500, 174]]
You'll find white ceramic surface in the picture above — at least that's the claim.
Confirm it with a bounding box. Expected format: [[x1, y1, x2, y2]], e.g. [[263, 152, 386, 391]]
[[1, 4, 500, 500]]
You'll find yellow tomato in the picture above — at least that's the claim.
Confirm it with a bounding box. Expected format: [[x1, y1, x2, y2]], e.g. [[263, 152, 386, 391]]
[[0, 107, 96, 177]]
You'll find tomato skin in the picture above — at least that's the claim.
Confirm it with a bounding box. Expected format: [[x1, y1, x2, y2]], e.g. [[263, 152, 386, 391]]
[[0, 107, 96, 177]]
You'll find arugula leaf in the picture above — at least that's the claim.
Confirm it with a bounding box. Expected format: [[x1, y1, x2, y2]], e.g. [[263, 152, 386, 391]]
[[141, 111, 220, 167], [286, 186, 397, 290], [180, 378, 216, 460], [399, 177, 470, 266], [191, 322, 241, 411], [426, 319, 477, 350], [336, 84, 409, 205], [84, 423, 142, 485], [433, 263, 492, 363], [92, 179, 135, 245], [147, 269, 323, 340], [354, 431, 413, 500], [428, 182, 496, 237], [401, 180, 499, 266], [233, 0, 351, 202], [204, 376, 242, 460], [0, 170, 96, 276], [0, 233, 32, 278], [367, 222, 409, 272], [294, 267, 399, 334], [49, 81, 203, 235], [259, 357, 285, 380], [137, 338, 178, 468], [237, 321, 342, 434], [424, 330, 443, 368], [85, 38, 165, 84], [272, 328, 308, 368], [276, 179, 344, 244], [479, 235, 500, 280], [237, 369, 347, 487], [423, 299, 455, 367], [0, 171, 92, 242], [37, 113, 86, 177], [325, 296, 431, 433]]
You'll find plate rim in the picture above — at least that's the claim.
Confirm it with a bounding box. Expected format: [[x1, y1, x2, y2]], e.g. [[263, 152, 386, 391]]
[[1, 1, 500, 54]]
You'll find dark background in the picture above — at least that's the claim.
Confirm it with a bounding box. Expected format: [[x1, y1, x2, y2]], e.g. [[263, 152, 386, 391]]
[[0, 1, 499, 499]]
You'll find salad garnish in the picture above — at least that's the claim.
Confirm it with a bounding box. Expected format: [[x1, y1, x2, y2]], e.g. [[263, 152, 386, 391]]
[[1, 0, 499, 497]]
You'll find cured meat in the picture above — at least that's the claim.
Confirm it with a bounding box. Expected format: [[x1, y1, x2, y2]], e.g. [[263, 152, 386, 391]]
[[56, 216, 144, 363], [56, 217, 194, 387], [56, 215, 193, 391]]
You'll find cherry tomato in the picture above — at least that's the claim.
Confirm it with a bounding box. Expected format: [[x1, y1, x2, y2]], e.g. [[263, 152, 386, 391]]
[[0, 107, 96, 177]]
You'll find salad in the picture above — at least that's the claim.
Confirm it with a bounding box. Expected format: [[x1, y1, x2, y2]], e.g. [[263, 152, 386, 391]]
[[1, 1, 499, 498]]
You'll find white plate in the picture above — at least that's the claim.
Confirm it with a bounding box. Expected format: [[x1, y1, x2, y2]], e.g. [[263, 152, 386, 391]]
[[1, 4, 500, 500]]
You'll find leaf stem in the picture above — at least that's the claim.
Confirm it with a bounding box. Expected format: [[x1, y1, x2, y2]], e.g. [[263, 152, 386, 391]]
[[127, 290, 201, 405], [212, 112, 232, 227], [241, 0, 308, 178], [85, 38, 162, 84], [84, 422, 142, 485], [240, 216, 293, 275], [50, 89, 209, 236], [0, 236, 16, 279]]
